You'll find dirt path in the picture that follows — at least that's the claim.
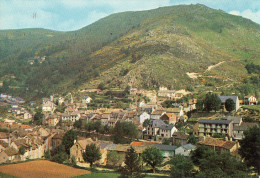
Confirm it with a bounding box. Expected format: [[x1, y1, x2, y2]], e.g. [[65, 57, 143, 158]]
[[205, 61, 225, 72], [0, 160, 90, 178]]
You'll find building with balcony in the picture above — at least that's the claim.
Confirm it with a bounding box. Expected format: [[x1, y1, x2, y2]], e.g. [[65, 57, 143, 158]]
[[198, 119, 233, 137]]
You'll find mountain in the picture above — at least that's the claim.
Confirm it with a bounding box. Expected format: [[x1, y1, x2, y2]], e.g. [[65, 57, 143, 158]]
[[0, 4, 259, 100]]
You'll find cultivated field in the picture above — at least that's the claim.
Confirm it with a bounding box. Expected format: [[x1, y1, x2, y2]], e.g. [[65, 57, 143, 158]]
[[0, 160, 90, 178]]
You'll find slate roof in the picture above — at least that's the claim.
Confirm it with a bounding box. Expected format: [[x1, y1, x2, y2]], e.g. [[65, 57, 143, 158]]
[[182, 144, 196, 150], [144, 108, 153, 114], [233, 122, 258, 131], [218, 96, 238, 104], [198, 119, 232, 125], [173, 132, 189, 140], [149, 120, 166, 128], [224, 116, 242, 124], [159, 124, 174, 130], [154, 144, 177, 151]]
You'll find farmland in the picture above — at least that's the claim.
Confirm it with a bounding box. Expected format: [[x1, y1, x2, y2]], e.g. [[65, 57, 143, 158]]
[[0, 160, 90, 178]]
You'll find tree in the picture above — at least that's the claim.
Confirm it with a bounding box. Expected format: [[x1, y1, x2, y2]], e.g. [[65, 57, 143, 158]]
[[51, 144, 67, 163], [51, 152, 67, 163], [33, 108, 43, 125], [142, 119, 150, 128], [204, 93, 221, 112], [98, 82, 106, 90], [73, 119, 82, 129], [239, 126, 260, 172], [191, 146, 209, 166], [107, 151, 122, 167], [225, 98, 235, 112], [44, 149, 51, 159], [162, 139, 171, 145], [188, 135, 197, 145], [83, 143, 101, 167], [120, 147, 142, 177], [113, 121, 138, 144], [19, 145, 25, 160], [142, 147, 163, 173], [93, 121, 102, 133], [62, 129, 77, 155], [170, 154, 195, 178], [198, 150, 249, 177]]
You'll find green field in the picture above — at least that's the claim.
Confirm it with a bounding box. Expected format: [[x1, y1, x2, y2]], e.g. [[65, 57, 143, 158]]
[[0, 172, 19, 178], [74, 172, 169, 178], [243, 105, 260, 111]]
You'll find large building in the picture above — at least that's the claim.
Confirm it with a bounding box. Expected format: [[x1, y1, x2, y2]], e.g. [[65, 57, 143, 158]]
[[218, 96, 240, 111], [197, 119, 233, 137]]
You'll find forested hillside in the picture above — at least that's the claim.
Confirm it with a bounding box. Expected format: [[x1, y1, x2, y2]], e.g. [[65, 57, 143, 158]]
[[0, 4, 259, 100]]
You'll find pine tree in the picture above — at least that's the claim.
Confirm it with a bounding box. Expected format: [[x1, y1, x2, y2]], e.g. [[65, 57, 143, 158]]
[[120, 147, 142, 177]]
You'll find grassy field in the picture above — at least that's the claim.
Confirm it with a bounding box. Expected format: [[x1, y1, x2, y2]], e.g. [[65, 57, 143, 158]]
[[243, 105, 260, 111], [0, 172, 19, 178], [75, 172, 169, 178]]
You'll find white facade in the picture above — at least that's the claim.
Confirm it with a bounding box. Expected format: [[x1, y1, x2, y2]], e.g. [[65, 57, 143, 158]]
[[139, 112, 150, 125]]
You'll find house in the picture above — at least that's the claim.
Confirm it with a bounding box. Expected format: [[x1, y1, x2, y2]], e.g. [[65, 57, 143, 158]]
[[70, 138, 94, 162], [224, 116, 242, 127], [52, 133, 63, 149], [175, 144, 196, 156], [197, 119, 233, 137], [61, 113, 80, 122], [139, 112, 150, 125], [82, 96, 92, 104], [23, 112, 32, 120], [154, 144, 177, 158], [160, 113, 177, 124], [58, 97, 65, 105], [150, 110, 165, 120], [0, 151, 8, 163], [158, 87, 175, 98], [166, 108, 184, 121], [198, 137, 239, 154], [158, 124, 177, 140], [46, 114, 60, 126], [172, 132, 189, 146], [233, 122, 258, 140], [42, 98, 56, 113], [218, 96, 240, 111], [145, 120, 177, 141], [129, 88, 137, 95], [4, 147, 19, 162], [244, 95, 258, 105]]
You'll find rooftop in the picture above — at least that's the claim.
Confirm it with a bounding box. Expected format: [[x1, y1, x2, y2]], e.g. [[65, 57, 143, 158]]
[[198, 119, 232, 125]]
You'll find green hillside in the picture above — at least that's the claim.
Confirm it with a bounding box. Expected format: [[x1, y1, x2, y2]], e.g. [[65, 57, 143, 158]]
[[0, 4, 259, 100]]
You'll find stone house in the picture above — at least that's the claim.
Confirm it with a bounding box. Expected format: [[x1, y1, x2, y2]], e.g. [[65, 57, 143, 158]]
[[150, 110, 165, 120], [70, 138, 94, 162], [175, 144, 196, 156], [172, 132, 189, 146], [198, 137, 239, 154], [218, 96, 240, 111], [160, 113, 177, 124]]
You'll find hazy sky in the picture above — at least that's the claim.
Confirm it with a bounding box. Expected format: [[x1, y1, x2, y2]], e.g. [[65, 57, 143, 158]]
[[0, 0, 259, 31]]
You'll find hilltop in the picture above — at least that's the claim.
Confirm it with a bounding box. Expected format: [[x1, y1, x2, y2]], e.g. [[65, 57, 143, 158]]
[[0, 4, 259, 100]]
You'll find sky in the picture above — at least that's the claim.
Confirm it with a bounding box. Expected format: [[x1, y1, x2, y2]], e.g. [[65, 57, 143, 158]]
[[0, 0, 259, 31]]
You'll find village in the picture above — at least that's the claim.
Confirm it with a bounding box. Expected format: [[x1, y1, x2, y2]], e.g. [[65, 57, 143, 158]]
[[0, 86, 259, 176]]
